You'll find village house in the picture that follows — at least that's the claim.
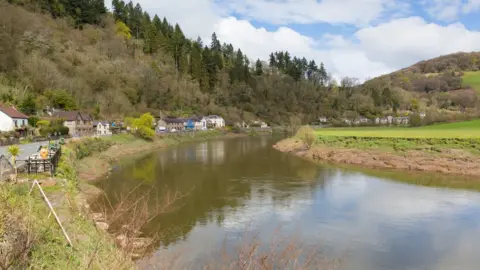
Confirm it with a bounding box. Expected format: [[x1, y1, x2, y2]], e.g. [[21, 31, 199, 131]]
[[0, 105, 29, 134], [93, 121, 112, 136], [51, 110, 94, 136], [393, 116, 410, 125], [157, 118, 184, 132], [189, 116, 207, 130], [318, 116, 329, 124], [206, 115, 225, 128]]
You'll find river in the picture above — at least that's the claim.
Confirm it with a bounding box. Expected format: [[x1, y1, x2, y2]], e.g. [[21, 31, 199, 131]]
[[94, 136, 480, 270]]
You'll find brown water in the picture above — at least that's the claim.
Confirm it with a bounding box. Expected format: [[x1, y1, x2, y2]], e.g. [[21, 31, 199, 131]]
[[95, 136, 480, 269]]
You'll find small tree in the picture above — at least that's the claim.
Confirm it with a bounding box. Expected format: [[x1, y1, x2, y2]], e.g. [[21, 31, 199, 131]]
[[7, 145, 20, 182], [295, 126, 317, 149], [409, 113, 422, 127]]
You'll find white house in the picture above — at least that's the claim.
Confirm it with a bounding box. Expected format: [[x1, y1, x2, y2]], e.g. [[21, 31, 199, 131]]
[[193, 117, 207, 130], [0, 105, 29, 132], [93, 121, 112, 136], [206, 115, 225, 128]]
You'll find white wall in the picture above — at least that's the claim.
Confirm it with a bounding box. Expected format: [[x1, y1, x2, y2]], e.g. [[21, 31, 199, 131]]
[[0, 111, 13, 132]]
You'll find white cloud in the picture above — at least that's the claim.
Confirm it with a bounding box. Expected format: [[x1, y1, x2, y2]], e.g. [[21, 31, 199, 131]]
[[105, 0, 480, 80], [219, 0, 408, 26]]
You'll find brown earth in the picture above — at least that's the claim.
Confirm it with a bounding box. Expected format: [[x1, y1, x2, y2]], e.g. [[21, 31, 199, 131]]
[[274, 138, 480, 177]]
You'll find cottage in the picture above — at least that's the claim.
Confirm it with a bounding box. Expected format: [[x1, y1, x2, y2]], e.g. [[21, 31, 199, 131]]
[[318, 116, 329, 124], [158, 118, 184, 131], [358, 116, 369, 124], [0, 105, 29, 133], [93, 121, 112, 136], [189, 116, 207, 130], [51, 110, 94, 136], [206, 115, 225, 128]]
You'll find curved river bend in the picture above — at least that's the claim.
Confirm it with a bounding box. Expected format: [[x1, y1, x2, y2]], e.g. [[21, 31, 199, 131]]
[[95, 137, 480, 270]]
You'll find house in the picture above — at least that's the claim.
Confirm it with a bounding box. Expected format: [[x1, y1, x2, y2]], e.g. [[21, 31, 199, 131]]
[[189, 116, 207, 130], [0, 105, 29, 133], [51, 110, 94, 136], [358, 116, 370, 124], [158, 118, 184, 131], [206, 115, 225, 128], [184, 119, 195, 130], [375, 117, 388, 125], [93, 121, 112, 136], [393, 116, 409, 125], [419, 112, 426, 118], [318, 116, 329, 124]]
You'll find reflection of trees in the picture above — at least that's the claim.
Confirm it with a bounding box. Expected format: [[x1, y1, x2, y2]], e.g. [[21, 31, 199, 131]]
[[94, 137, 331, 251]]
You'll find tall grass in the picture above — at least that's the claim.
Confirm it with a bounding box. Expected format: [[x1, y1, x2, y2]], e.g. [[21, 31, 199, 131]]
[[295, 126, 317, 149]]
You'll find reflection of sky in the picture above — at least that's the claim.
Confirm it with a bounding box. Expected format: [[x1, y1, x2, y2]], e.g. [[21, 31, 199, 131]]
[[137, 140, 480, 270]]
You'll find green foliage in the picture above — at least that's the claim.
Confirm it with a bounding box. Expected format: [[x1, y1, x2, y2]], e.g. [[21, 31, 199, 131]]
[[115, 20, 132, 40], [7, 144, 20, 161], [45, 89, 77, 111], [409, 113, 423, 127], [28, 116, 39, 127], [124, 113, 155, 140], [19, 94, 36, 115], [39, 119, 69, 136], [71, 138, 114, 159], [295, 126, 317, 149]]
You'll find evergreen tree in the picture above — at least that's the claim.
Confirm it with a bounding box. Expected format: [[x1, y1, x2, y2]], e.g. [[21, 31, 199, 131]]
[[254, 59, 263, 76]]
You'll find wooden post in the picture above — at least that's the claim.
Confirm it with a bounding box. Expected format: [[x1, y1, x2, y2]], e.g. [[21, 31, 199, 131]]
[[29, 180, 73, 247]]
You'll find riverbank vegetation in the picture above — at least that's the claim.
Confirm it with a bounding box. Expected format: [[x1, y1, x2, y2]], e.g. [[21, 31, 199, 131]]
[[276, 121, 480, 177]]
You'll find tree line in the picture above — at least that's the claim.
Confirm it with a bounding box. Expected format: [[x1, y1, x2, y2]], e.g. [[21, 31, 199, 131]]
[[2, 0, 478, 125]]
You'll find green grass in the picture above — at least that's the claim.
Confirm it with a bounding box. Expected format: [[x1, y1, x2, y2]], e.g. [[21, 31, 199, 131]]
[[315, 120, 480, 139], [462, 71, 480, 93]]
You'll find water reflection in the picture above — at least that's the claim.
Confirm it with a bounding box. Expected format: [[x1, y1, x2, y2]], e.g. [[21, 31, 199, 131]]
[[95, 137, 480, 270]]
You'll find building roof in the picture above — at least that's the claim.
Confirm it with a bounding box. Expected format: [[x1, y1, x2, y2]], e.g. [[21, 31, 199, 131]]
[[93, 121, 109, 126], [162, 118, 185, 124], [52, 110, 92, 121], [207, 115, 223, 119], [51, 110, 80, 121], [0, 105, 28, 119]]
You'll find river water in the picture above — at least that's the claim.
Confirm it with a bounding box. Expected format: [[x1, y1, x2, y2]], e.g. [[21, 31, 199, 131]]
[[95, 137, 480, 270]]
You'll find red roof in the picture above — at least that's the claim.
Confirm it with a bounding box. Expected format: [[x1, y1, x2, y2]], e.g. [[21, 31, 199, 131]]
[[0, 105, 28, 119]]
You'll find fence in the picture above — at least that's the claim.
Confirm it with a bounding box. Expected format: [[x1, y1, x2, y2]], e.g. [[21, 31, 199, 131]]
[[20, 146, 62, 176]]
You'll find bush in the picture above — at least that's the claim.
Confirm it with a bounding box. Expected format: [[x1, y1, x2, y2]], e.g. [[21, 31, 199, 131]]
[[409, 113, 423, 127], [72, 138, 114, 159], [295, 126, 317, 149], [136, 125, 154, 140]]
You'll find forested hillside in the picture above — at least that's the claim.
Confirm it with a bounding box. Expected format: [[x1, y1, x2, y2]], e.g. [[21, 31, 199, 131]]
[[1, 0, 479, 125]]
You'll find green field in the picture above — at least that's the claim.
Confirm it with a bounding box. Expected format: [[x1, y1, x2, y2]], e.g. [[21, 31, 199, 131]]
[[462, 71, 480, 93], [315, 120, 480, 139]]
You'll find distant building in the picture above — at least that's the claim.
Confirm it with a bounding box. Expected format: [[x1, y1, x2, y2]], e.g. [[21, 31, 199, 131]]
[[206, 115, 225, 128], [0, 105, 29, 133], [157, 118, 184, 131], [318, 116, 329, 124], [51, 110, 93, 136], [93, 121, 112, 136]]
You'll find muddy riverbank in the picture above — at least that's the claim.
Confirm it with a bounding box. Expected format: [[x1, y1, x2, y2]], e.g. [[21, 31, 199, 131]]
[[274, 138, 480, 177]]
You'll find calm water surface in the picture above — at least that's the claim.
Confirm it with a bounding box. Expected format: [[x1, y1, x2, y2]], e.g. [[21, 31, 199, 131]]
[[95, 137, 480, 270]]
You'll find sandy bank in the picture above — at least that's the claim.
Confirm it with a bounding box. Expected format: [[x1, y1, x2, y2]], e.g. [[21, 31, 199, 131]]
[[274, 138, 480, 177]]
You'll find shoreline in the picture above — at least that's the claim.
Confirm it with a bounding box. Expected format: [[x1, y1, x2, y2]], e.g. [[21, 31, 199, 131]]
[[273, 138, 480, 177]]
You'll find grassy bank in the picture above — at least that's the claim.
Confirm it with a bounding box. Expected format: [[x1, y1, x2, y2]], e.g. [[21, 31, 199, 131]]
[[462, 71, 480, 93], [274, 122, 480, 177], [0, 130, 239, 268], [315, 119, 480, 138]]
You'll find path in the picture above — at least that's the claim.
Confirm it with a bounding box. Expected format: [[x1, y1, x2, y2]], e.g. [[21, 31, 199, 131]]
[[0, 141, 50, 160]]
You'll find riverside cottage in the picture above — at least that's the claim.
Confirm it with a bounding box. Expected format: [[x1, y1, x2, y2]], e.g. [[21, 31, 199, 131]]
[[0, 105, 29, 134]]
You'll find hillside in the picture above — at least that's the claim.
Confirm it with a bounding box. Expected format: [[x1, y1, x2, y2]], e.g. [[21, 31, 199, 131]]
[[0, 0, 479, 125]]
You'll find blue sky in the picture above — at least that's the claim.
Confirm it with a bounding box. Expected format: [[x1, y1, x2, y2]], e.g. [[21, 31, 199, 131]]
[[106, 0, 480, 80]]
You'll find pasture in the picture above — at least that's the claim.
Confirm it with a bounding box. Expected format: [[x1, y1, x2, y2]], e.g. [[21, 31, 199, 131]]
[[315, 120, 480, 139], [462, 71, 480, 93]]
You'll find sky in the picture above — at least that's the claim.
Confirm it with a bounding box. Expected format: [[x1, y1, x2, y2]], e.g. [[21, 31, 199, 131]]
[[105, 0, 480, 80]]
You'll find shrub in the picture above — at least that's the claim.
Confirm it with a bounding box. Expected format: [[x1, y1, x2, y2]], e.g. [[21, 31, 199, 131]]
[[72, 138, 114, 159], [409, 113, 423, 127], [295, 126, 317, 149], [136, 125, 154, 140]]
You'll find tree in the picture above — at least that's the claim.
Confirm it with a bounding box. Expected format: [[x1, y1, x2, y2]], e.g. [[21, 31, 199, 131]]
[[254, 59, 263, 76], [7, 145, 20, 182], [19, 94, 36, 115], [115, 21, 132, 40]]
